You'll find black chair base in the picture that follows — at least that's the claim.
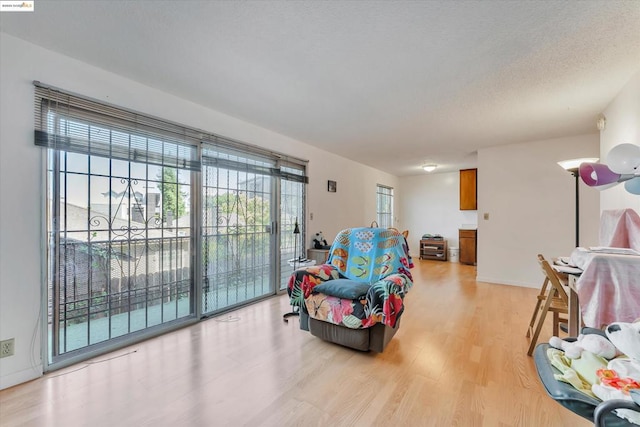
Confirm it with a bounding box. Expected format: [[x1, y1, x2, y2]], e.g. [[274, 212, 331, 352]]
[[282, 306, 299, 322]]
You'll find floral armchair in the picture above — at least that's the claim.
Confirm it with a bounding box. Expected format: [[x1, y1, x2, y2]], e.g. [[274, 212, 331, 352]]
[[287, 227, 413, 352]]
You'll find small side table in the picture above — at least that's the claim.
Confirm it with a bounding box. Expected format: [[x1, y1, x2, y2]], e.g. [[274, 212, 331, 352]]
[[307, 249, 330, 264], [419, 239, 447, 261]]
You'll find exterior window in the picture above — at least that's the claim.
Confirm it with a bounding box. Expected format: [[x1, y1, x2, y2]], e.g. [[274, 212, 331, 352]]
[[376, 184, 394, 228]]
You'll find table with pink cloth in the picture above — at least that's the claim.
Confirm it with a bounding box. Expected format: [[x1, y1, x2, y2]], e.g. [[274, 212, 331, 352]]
[[570, 248, 640, 329], [599, 208, 640, 250]]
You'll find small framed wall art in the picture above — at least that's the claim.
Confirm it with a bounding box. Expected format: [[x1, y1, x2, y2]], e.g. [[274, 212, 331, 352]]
[[327, 180, 337, 192]]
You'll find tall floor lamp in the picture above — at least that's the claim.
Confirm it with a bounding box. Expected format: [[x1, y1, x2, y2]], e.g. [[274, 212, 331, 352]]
[[293, 218, 301, 264], [558, 158, 598, 247], [283, 218, 301, 322]]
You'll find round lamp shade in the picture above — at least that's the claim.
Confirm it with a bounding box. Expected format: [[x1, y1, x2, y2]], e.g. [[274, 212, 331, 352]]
[[579, 162, 621, 188], [624, 177, 640, 195], [606, 143, 640, 174]]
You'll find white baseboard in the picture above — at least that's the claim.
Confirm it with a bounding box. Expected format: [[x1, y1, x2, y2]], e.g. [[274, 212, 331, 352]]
[[475, 276, 539, 289], [0, 364, 42, 390]]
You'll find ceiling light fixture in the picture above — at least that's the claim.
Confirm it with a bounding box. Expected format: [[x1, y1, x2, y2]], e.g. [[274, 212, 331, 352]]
[[422, 164, 437, 172]]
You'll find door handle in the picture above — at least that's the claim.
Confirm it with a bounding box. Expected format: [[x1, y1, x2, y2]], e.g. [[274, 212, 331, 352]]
[[266, 222, 278, 234]]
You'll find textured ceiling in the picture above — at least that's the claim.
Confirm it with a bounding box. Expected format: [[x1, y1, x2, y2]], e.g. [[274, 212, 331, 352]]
[[1, 1, 639, 176]]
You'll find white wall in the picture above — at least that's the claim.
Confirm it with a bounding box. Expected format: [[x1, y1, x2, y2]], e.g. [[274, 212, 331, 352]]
[[400, 172, 477, 255], [476, 134, 600, 288], [306, 152, 399, 243], [0, 34, 398, 389], [600, 70, 640, 212]]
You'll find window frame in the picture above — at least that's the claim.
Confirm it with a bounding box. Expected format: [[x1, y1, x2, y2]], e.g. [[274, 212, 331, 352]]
[[35, 82, 308, 370], [376, 184, 394, 229]]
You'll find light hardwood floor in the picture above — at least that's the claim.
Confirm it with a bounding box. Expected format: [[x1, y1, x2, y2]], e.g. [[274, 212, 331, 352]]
[[0, 260, 589, 427]]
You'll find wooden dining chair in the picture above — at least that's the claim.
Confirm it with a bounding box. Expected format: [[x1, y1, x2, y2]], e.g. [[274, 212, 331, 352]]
[[526, 255, 568, 338], [527, 254, 569, 356]]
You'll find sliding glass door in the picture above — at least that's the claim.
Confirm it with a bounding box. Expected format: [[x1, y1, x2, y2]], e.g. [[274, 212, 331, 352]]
[[46, 126, 196, 362], [201, 147, 275, 314], [201, 150, 308, 312], [37, 83, 307, 368], [279, 166, 305, 290]]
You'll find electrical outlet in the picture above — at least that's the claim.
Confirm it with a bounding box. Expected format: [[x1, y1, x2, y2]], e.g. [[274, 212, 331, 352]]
[[0, 338, 15, 358]]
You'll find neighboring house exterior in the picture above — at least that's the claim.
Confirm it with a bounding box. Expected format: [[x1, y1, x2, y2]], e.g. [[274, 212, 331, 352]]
[[52, 202, 190, 324]]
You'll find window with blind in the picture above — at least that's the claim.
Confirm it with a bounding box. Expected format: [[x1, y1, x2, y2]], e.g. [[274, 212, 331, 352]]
[[35, 82, 307, 366], [376, 184, 394, 229]]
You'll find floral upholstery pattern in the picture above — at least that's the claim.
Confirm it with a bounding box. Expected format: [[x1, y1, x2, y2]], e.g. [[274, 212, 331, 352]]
[[287, 227, 413, 329]]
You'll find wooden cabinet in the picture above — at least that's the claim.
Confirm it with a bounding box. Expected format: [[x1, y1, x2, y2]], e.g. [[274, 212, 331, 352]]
[[460, 168, 477, 210], [420, 238, 448, 261], [459, 229, 477, 265], [307, 249, 329, 264]]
